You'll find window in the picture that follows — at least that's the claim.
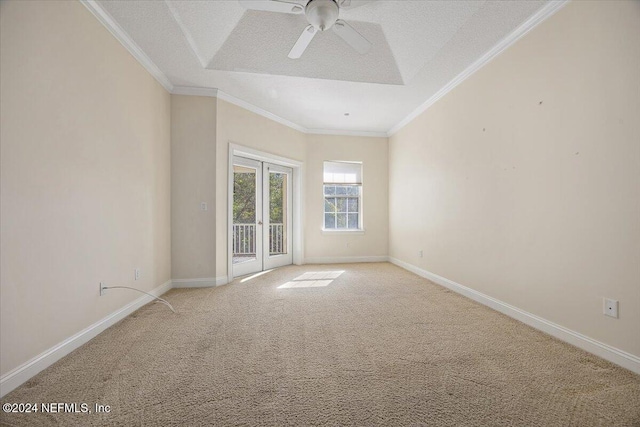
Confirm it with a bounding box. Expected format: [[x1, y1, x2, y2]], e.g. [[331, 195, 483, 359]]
[[323, 161, 362, 230]]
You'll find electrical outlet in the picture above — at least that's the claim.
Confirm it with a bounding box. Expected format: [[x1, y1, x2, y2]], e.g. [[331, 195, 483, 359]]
[[346, 242, 351, 248], [135, 268, 141, 281], [99, 282, 106, 296], [603, 298, 619, 318], [200, 202, 208, 211], [418, 250, 423, 258]]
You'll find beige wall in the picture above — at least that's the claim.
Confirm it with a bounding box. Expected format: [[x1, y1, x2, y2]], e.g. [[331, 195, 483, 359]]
[[171, 95, 217, 280], [305, 134, 388, 260], [215, 100, 307, 279], [214, 100, 390, 279], [8, 0, 632, 385], [0, 0, 171, 376], [389, 1, 640, 357]]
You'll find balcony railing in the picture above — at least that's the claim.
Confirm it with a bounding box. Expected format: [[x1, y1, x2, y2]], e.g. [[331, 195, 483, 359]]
[[269, 223, 284, 255], [233, 224, 256, 256], [233, 223, 285, 260]]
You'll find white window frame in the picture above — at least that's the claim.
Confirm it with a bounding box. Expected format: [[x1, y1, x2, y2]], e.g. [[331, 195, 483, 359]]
[[322, 161, 364, 234]]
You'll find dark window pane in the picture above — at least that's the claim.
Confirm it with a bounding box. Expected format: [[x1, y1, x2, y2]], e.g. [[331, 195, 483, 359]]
[[324, 213, 336, 229], [233, 172, 256, 223], [324, 185, 336, 196], [324, 197, 336, 212], [269, 173, 284, 223], [348, 214, 359, 229], [337, 213, 347, 228], [346, 186, 360, 196], [336, 198, 347, 212], [336, 186, 347, 195], [347, 198, 359, 212]]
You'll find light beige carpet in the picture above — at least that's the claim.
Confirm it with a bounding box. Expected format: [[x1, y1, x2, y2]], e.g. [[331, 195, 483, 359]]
[[1, 263, 639, 426]]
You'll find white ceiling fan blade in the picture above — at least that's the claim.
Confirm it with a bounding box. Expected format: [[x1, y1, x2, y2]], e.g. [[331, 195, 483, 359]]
[[332, 20, 371, 55], [238, 0, 304, 14], [288, 25, 317, 59], [337, 0, 373, 10]]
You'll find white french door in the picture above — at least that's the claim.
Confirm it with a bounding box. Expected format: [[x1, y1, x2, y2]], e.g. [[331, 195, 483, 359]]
[[232, 157, 263, 277], [262, 163, 293, 270], [232, 156, 293, 278]]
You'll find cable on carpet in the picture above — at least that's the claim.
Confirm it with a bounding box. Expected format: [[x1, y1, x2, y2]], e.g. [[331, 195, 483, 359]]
[[103, 286, 176, 313]]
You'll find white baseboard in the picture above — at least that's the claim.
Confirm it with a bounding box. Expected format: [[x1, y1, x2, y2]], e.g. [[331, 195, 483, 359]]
[[5, 259, 636, 399], [389, 257, 640, 375], [0, 279, 173, 398], [172, 276, 228, 288], [304, 256, 389, 264]]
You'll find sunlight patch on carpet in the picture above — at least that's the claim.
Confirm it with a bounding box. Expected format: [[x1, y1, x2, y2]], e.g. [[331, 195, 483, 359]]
[[241, 269, 274, 283], [294, 271, 344, 280], [278, 271, 345, 289]]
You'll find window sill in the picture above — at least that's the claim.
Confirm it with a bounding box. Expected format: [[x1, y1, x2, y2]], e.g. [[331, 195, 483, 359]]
[[321, 229, 365, 235]]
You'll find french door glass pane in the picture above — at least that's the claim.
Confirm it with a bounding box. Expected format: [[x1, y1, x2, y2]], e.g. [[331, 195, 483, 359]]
[[233, 167, 257, 264], [269, 172, 287, 256]]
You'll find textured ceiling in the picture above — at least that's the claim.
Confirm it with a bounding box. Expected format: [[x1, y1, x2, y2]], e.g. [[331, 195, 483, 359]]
[[95, 0, 555, 135], [209, 12, 403, 85]]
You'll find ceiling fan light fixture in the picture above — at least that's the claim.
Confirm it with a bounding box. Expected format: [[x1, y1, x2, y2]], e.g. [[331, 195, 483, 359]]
[[305, 0, 340, 31]]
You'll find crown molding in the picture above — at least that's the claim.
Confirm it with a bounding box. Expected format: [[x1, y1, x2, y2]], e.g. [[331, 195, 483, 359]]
[[306, 128, 389, 138], [387, 0, 569, 136], [81, 0, 174, 92], [215, 90, 309, 133], [172, 86, 219, 97], [172, 0, 568, 139], [171, 86, 388, 138], [84, 0, 567, 139]]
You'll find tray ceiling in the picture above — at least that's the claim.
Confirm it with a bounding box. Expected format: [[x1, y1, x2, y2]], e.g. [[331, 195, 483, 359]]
[[92, 0, 561, 135]]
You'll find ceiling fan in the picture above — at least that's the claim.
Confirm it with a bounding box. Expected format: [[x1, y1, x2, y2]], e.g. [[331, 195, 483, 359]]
[[239, 0, 372, 59]]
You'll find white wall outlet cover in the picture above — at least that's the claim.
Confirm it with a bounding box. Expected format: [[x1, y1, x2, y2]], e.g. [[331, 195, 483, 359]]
[[135, 268, 141, 280], [603, 298, 619, 318], [200, 202, 208, 211]]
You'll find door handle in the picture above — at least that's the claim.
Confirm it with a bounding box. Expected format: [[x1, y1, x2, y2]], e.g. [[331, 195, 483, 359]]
[[258, 221, 263, 225]]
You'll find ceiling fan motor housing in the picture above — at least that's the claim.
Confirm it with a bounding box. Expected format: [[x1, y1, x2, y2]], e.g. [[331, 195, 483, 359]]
[[305, 0, 340, 31]]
